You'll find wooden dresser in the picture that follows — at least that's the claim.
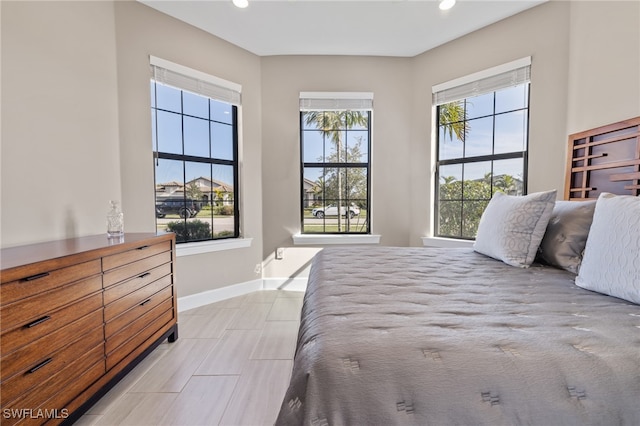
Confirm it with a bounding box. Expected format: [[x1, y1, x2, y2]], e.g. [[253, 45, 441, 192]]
[[0, 233, 178, 425]]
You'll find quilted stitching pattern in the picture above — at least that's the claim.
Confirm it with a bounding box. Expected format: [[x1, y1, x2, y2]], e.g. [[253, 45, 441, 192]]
[[276, 247, 640, 426], [474, 190, 556, 267], [576, 193, 640, 304]]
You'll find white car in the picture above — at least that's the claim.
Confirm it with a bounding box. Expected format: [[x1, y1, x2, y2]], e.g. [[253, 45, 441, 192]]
[[312, 204, 360, 219]]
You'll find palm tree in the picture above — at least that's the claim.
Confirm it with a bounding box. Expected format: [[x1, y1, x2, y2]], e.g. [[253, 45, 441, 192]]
[[439, 101, 469, 142], [304, 110, 368, 155], [441, 176, 457, 185], [495, 174, 518, 195], [304, 111, 368, 231]]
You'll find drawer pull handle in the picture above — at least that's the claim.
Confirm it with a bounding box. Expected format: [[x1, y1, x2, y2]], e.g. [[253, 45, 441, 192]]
[[137, 245, 150, 250], [22, 272, 50, 282], [140, 298, 152, 306], [27, 358, 53, 374], [25, 316, 51, 328], [139, 272, 151, 279]]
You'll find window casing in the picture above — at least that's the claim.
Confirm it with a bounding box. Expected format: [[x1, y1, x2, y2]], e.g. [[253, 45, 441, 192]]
[[434, 59, 531, 239], [151, 59, 240, 244], [300, 94, 372, 234]]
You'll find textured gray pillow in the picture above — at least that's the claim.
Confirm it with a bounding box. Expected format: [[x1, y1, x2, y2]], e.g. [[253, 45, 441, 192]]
[[538, 200, 596, 273], [575, 193, 640, 304], [473, 190, 557, 268]]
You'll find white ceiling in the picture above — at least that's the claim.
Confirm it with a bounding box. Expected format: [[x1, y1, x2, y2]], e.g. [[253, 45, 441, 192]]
[[139, 0, 547, 57]]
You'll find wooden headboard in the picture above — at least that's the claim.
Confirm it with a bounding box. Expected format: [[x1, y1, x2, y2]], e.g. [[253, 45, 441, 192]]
[[565, 116, 640, 200]]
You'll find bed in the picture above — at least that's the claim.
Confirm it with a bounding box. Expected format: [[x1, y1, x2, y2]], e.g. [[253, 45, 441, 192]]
[[276, 118, 640, 425]]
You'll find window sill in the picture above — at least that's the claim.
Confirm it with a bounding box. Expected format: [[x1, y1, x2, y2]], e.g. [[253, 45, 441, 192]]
[[422, 236, 474, 248], [176, 237, 252, 257], [293, 233, 381, 246]]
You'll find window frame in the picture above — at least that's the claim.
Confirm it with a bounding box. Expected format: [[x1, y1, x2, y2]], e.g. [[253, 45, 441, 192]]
[[432, 58, 531, 240], [299, 101, 372, 235], [150, 58, 241, 245]]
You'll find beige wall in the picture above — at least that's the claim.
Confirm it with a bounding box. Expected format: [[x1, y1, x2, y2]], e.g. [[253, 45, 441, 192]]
[[260, 56, 413, 255], [409, 0, 572, 245], [1, 1, 264, 298], [566, 1, 640, 134], [261, 1, 640, 278], [1, 1, 121, 246], [2, 1, 638, 288], [261, 1, 572, 269], [113, 1, 264, 297], [260, 55, 414, 280]]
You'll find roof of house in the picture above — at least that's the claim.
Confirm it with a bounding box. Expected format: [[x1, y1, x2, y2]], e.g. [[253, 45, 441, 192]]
[[157, 177, 234, 193]]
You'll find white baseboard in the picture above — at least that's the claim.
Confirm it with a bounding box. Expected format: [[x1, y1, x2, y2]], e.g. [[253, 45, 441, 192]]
[[177, 279, 263, 312], [177, 277, 308, 313], [263, 277, 308, 292]]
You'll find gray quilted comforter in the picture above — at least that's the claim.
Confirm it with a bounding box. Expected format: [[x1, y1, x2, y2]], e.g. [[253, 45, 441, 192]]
[[276, 247, 640, 426]]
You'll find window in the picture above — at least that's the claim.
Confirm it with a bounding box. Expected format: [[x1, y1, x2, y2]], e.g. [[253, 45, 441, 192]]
[[300, 92, 372, 234], [433, 58, 531, 239], [150, 57, 241, 244]]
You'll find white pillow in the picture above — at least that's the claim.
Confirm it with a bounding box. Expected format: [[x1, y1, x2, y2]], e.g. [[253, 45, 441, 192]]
[[575, 193, 640, 304], [473, 190, 556, 268]]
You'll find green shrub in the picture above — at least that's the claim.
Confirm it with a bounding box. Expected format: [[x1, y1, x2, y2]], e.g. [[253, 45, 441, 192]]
[[212, 205, 235, 216], [166, 220, 211, 242], [221, 205, 234, 215]]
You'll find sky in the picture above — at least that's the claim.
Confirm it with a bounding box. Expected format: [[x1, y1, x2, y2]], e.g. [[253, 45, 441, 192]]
[[151, 81, 528, 188], [438, 83, 529, 182], [151, 82, 235, 187]]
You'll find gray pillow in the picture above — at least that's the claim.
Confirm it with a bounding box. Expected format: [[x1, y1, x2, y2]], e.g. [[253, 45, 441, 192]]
[[473, 190, 556, 268], [538, 200, 596, 273], [575, 193, 640, 304]]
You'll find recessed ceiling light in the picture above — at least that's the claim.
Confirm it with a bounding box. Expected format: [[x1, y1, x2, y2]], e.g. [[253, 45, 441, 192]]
[[233, 0, 249, 8], [439, 0, 456, 11]]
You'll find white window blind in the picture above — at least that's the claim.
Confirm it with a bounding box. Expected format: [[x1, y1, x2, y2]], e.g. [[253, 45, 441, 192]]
[[300, 92, 373, 111], [432, 57, 531, 106], [150, 56, 241, 106]]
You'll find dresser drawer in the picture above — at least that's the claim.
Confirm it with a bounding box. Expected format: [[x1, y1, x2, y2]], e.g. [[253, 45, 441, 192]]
[[104, 262, 171, 305], [104, 274, 172, 322], [1, 309, 104, 382], [103, 251, 171, 288], [1, 327, 104, 407], [0, 275, 102, 334], [106, 298, 174, 354], [0, 259, 101, 306], [4, 357, 106, 426], [105, 286, 173, 339], [1, 293, 103, 355], [102, 240, 171, 272], [107, 308, 175, 371], [0, 233, 176, 425]]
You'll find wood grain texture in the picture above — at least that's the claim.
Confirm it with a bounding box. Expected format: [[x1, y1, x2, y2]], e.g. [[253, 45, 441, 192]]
[[195, 329, 261, 375], [77, 290, 306, 426], [227, 303, 273, 330], [267, 297, 304, 321], [565, 116, 640, 199], [0, 233, 178, 425], [159, 376, 239, 425], [219, 360, 293, 426], [251, 321, 299, 360], [128, 338, 218, 393], [0, 233, 173, 280]]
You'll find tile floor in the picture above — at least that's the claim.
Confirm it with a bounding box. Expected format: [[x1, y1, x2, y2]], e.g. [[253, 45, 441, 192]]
[[75, 290, 304, 426]]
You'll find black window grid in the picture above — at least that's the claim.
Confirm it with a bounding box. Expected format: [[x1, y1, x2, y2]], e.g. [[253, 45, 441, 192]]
[[434, 85, 530, 239], [300, 111, 372, 234], [151, 81, 240, 243]]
